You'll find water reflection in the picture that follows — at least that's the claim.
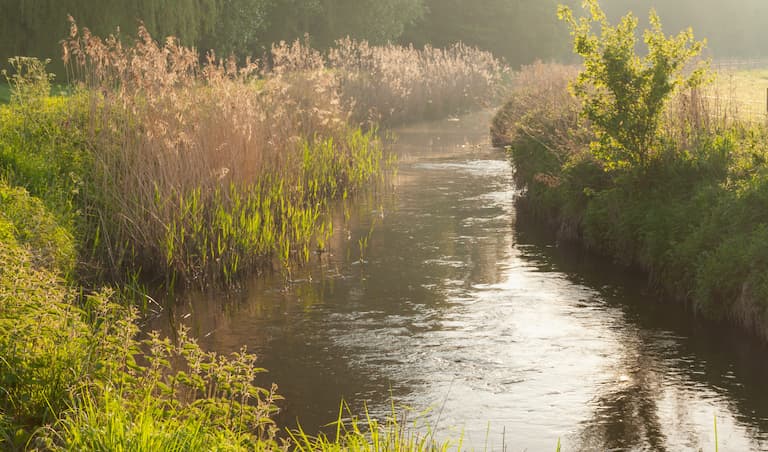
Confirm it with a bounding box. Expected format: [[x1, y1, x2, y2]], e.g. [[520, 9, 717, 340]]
[[151, 112, 768, 451]]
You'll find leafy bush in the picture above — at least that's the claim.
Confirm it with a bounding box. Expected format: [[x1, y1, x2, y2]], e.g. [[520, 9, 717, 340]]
[[0, 58, 89, 219], [558, 0, 708, 170], [0, 179, 76, 276], [0, 239, 93, 447], [0, 229, 282, 449], [497, 1, 768, 339], [50, 326, 282, 451]]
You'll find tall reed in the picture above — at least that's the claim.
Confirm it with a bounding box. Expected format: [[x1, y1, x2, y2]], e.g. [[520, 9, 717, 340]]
[[60, 19, 383, 285], [329, 38, 507, 126], [53, 17, 507, 286]]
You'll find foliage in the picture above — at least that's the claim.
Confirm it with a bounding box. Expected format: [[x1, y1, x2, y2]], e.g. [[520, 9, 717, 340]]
[[403, 0, 571, 68], [0, 240, 92, 447], [0, 0, 424, 73], [0, 200, 282, 449], [201, 0, 272, 58], [558, 0, 708, 170], [51, 326, 282, 451], [0, 57, 89, 258], [1, 0, 221, 73], [0, 179, 76, 277], [265, 0, 424, 49], [491, 62, 605, 233], [498, 57, 768, 340]]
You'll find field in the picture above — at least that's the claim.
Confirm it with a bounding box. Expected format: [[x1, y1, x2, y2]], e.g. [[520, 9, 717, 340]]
[[708, 64, 768, 121]]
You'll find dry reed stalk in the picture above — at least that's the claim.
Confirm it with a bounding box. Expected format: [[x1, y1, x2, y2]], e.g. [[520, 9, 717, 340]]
[[491, 61, 586, 154], [61, 19, 504, 283]]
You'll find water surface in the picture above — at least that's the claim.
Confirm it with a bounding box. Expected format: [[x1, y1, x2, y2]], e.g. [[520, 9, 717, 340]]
[[153, 112, 768, 451]]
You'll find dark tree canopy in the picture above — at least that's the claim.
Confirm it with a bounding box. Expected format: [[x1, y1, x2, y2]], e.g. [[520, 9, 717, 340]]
[[6, 0, 764, 78], [1, 0, 222, 74], [0, 0, 424, 74], [261, 0, 424, 48], [401, 0, 573, 67]]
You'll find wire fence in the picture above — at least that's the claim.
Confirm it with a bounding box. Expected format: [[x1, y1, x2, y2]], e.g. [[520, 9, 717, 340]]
[[711, 58, 768, 72], [706, 59, 768, 123]]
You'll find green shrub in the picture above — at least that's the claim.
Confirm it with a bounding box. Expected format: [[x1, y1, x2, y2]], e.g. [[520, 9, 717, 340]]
[[0, 236, 282, 449], [0, 179, 76, 276], [0, 58, 89, 222], [50, 326, 282, 451], [0, 242, 92, 447], [558, 0, 707, 171], [498, 42, 768, 337]]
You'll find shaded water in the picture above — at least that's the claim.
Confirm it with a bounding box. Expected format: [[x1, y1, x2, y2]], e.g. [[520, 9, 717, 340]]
[[152, 112, 768, 451]]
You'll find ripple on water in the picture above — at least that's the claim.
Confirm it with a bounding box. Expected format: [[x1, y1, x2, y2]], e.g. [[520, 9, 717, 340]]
[[154, 112, 768, 451]]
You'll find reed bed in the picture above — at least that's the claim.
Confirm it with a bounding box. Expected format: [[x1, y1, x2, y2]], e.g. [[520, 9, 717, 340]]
[[58, 21, 381, 285], [330, 38, 507, 126], [46, 19, 506, 286]]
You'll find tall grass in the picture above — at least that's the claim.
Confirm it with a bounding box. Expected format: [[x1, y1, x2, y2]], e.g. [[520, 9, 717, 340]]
[[54, 20, 385, 285], [21, 19, 505, 286], [289, 401, 460, 452]]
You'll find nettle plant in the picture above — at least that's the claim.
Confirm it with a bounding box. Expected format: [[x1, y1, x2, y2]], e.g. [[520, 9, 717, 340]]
[[558, 0, 709, 171]]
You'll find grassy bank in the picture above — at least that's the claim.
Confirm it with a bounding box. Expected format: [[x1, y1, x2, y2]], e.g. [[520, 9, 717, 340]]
[[493, 7, 768, 340], [0, 21, 504, 450], [1, 200, 456, 449]]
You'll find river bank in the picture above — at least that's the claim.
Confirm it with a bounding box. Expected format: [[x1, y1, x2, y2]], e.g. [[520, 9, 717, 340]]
[[149, 110, 768, 451], [492, 59, 768, 342], [0, 23, 504, 449]]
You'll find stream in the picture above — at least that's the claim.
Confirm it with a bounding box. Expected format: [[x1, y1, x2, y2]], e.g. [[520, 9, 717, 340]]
[[151, 111, 768, 451]]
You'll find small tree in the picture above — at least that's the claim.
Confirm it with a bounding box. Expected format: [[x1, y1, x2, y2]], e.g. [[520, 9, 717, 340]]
[[558, 0, 708, 171]]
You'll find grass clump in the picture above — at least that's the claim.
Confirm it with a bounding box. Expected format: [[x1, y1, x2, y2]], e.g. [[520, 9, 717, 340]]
[[493, 1, 768, 339], [0, 179, 76, 276], [289, 402, 459, 452]]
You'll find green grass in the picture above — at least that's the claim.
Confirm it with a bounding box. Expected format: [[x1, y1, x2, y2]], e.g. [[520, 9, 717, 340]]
[[705, 67, 768, 121], [712, 68, 768, 104], [289, 401, 461, 452], [0, 83, 9, 104]]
